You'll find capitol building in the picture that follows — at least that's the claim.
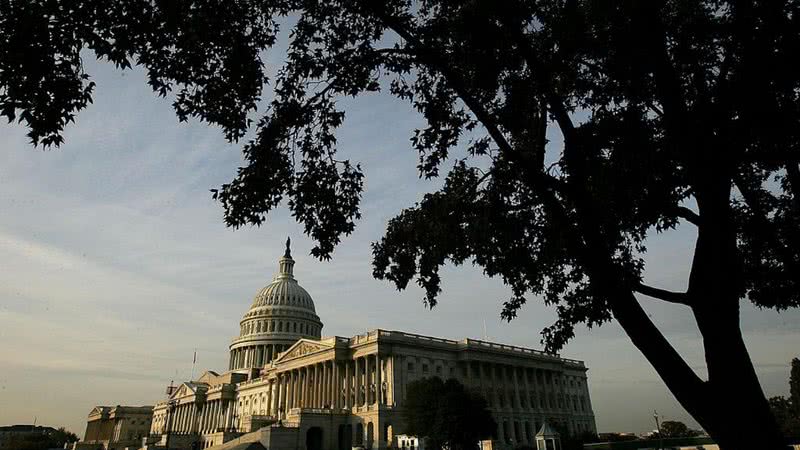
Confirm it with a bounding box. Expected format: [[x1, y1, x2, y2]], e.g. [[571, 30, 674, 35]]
[[79, 241, 596, 450]]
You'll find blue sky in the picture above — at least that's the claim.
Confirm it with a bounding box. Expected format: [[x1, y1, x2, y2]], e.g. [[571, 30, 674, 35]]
[[0, 54, 798, 437]]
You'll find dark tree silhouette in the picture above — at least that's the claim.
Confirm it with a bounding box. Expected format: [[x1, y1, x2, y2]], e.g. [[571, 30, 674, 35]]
[[659, 421, 700, 438], [5, 427, 79, 450], [403, 377, 496, 450], [770, 358, 800, 438], [2, 1, 799, 447]]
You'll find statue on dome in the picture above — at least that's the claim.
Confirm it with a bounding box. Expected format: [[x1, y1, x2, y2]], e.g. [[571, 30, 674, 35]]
[[284, 236, 292, 258]]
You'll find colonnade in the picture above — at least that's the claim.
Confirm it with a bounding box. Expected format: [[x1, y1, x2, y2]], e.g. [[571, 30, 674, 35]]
[[458, 362, 588, 415], [239, 353, 393, 420], [163, 399, 234, 435], [229, 344, 290, 370]]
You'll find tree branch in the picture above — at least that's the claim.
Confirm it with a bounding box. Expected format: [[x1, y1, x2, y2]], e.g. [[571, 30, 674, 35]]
[[370, 5, 708, 420], [634, 283, 691, 306], [675, 206, 701, 226]]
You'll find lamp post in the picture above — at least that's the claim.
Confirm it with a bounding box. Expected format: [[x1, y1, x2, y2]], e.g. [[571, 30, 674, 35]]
[[653, 410, 662, 450]]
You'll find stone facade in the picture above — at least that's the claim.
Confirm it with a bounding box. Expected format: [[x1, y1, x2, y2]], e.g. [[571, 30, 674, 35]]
[[76, 406, 153, 450], [89, 241, 595, 450], [148, 328, 594, 450]]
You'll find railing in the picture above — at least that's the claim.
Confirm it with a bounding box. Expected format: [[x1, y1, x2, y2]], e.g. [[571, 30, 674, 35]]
[[378, 329, 459, 345], [464, 338, 550, 356], [371, 330, 585, 367]]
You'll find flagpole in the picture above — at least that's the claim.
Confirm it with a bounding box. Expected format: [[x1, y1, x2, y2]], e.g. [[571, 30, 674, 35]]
[[190, 349, 196, 381]]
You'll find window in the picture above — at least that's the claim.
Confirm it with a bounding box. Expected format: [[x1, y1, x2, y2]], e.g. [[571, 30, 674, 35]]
[[293, 322, 297, 332], [408, 362, 415, 371], [422, 364, 429, 373], [435, 366, 442, 375]]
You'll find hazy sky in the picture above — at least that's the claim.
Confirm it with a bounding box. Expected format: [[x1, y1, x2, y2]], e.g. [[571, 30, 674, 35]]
[[0, 48, 798, 437]]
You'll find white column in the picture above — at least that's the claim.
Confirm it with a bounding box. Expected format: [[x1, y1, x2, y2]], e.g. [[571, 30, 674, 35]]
[[325, 361, 331, 407], [323, 362, 329, 407], [331, 359, 342, 409], [355, 357, 362, 406], [269, 380, 275, 416], [273, 377, 280, 417], [176, 405, 186, 433], [289, 370, 296, 410], [378, 356, 384, 406], [180, 404, 187, 432], [279, 374, 286, 415], [215, 400, 221, 431], [387, 356, 394, 406], [311, 363, 322, 408], [366, 355, 373, 405]]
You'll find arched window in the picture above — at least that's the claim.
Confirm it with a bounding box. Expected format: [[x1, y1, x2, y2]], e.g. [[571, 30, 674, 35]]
[[278, 322, 283, 332], [269, 321, 275, 332]]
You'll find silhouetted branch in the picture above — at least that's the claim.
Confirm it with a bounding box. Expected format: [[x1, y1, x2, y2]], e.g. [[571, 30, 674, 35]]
[[634, 283, 691, 306]]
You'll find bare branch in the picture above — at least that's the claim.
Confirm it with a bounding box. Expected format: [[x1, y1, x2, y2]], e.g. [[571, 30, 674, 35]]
[[634, 283, 691, 306]]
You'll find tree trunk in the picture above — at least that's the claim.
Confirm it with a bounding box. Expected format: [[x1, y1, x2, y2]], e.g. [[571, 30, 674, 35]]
[[684, 171, 786, 449], [693, 303, 786, 449]]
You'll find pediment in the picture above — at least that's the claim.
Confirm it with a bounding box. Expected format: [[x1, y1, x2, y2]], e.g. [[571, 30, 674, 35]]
[[88, 406, 109, 419], [169, 382, 197, 399], [275, 339, 333, 363], [196, 370, 219, 384]]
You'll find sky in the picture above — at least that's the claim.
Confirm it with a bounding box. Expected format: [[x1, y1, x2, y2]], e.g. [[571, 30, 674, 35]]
[[0, 48, 798, 438]]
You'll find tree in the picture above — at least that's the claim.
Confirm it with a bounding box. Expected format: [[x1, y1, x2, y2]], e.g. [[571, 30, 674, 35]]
[[402, 377, 496, 450], [769, 358, 800, 438], [769, 396, 800, 438], [659, 421, 700, 439], [5, 427, 79, 450], [2, 1, 798, 448]]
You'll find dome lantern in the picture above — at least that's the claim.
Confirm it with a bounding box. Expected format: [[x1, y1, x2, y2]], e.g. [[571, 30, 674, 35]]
[[277, 236, 295, 280]]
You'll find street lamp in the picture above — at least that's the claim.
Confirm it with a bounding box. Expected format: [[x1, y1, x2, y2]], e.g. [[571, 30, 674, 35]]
[[653, 410, 662, 450]]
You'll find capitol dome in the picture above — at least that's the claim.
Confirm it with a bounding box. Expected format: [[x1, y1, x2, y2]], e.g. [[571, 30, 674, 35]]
[[228, 238, 323, 370]]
